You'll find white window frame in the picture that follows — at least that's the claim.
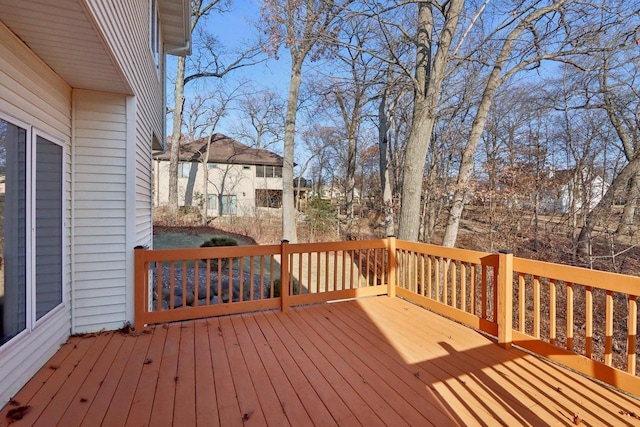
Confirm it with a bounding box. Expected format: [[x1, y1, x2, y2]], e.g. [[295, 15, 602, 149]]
[[0, 111, 66, 351], [150, 0, 161, 72]]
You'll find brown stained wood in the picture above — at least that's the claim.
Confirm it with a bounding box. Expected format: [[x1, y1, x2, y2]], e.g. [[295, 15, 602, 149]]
[[56, 333, 126, 427], [365, 298, 637, 426], [630, 296, 638, 376], [158, 261, 164, 311], [193, 319, 220, 427], [533, 276, 541, 338], [229, 316, 290, 426], [461, 262, 466, 312], [586, 286, 593, 358], [451, 261, 457, 309], [31, 334, 113, 427], [470, 263, 476, 315], [482, 265, 487, 318], [567, 283, 574, 352], [194, 261, 200, 305], [251, 312, 345, 426], [124, 325, 168, 426], [266, 311, 386, 426], [149, 323, 181, 427], [443, 258, 449, 305], [207, 317, 244, 427], [206, 259, 211, 304], [605, 290, 614, 366], [182, 260, 188, 308], [427, 256, 433, 299], [170, 261, 175, 309], [3, 298, 639, 427], [519, 274, 525, 333], [326, 251, 330, 291], [174, 321, 196, 426], [218, 316, 268, 426], [550, 280, 556, 345], [240, 314, 317, 427], [287, 309, 417, 426]]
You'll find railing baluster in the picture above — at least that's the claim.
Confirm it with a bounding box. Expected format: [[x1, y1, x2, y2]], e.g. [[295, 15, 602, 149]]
[[259, 256, 264, 300], [605, 290, 614, 366], [518, 273, 525, 333], [533, 276, 540, 338], [205, 259, 211, 305], [549, 279, 556, 345], [333, 251, 338, 290], [586, 286, 593, 358], [269, 256, 275, 299], [461, 262, 466, 312], [427, 256, 432, 299], [317, 251, 321, 292], [194, 259, 199, 306], [420, 255, 425, 297], [482, 265, 487, 319], [308, 252, 313, 293], [470, 264, 476, 315], [182, 260, 187, 308], [435, 257, 440, 303], [443, 258, 449, 305], [342, 250, 346, 290], [298, 253, 303, 294], [326, 251, 330, 291], [217, 258, 222, 303], [239, 257, 245, 302], [157, 261, 163, 311], [628, 295, 637, 375], [451, 260, 457, 309], [566, 282, 573, 351], [170, 261, 175, 309]]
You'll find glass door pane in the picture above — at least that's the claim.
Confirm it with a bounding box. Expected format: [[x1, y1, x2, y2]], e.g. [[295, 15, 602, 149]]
[[35, 135, 62, 320], [0, 119, 27, 345]]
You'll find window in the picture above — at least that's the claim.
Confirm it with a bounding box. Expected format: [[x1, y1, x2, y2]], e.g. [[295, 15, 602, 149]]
[[178, 162, 190, 178], [219, 195, 237, 215], [256, 189, 282, 208], [0, 116, 63, 347], [256, 165, 283, 178], [150, 0, 161, 71], [208, 163, 217, 169], [207, 194, 216, 211]]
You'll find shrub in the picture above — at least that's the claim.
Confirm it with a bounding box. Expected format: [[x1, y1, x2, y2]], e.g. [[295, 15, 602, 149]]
[[267, 278, 300, 298], [200, 236, 238, 269]]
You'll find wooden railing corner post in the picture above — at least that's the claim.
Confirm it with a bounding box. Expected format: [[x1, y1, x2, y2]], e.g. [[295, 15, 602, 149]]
[[497, 249, 514, 349], [280, 240, 290, 312], [134, 245, 147, 331], [387, 236, 396, 298]]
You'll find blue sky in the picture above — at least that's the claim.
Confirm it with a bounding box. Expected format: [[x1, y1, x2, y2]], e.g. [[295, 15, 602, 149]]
[[166, 0, 292, 138]]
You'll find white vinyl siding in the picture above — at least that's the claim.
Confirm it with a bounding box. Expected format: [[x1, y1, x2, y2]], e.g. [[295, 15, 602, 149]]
[[0, 20, 71, 405], [72, 90, 127, 332], [84, 0, 163, 249]]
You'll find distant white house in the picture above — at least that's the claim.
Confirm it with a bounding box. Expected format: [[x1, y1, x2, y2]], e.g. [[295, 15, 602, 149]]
[[154, 134, 285, 216], [542, 169, 609, 214], [0, 0, 190, 405]]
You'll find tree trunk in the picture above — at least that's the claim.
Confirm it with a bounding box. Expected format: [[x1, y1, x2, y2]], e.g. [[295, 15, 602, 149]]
[[378, 93, 394, 237], [344, 130, 357, 237], [282, 59, 302, 242], [398, 0, 464, 241], [168, 56, 186, 216], [616, 169, 640, 235]]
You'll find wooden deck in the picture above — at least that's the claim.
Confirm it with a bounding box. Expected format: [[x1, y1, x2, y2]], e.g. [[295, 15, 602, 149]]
[[2, 297, 640, 426]]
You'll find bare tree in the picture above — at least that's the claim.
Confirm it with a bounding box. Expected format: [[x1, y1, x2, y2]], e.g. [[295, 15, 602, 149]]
[[262, 0, 356, 242], [167, 0, 263, 216], [231, 88, 285, 151]]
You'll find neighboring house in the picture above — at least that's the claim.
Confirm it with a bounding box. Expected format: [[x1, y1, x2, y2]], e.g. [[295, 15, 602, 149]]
[[0, 0, 190, 405], [154, 134, 285, 216], [541, 169, 609, 214]]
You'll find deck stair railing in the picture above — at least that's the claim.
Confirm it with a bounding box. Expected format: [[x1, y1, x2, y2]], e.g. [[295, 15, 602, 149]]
[[135, 237, 640, 396]]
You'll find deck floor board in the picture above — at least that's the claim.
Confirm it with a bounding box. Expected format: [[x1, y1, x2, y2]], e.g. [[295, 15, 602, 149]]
[[2, 297, 640, 427]]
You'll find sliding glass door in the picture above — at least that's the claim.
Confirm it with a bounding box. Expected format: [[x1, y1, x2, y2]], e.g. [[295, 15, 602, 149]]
[[0, 116, 63, 347]]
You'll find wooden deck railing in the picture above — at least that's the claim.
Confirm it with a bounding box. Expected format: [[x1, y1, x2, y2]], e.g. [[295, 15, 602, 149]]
[[134, 237, 640, 396]]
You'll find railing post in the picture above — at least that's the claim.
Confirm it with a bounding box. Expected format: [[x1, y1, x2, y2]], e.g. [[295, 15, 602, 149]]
[[497, 249, 514, 349], [134, 246, 147, 331], [387, 236, 396, 298], [280, 240, 290, 312]]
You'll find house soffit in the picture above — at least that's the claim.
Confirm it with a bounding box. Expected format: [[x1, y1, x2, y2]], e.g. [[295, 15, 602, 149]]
[[159, 0, 191, 56], [0, 0, 132, 95]]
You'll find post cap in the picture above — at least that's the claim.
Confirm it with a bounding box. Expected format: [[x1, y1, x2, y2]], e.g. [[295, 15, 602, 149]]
[[281, 239, 290, 243], [498, 249, 513, 254]]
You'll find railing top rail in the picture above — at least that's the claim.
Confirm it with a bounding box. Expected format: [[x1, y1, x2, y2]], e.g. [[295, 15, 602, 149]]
[[395, 240, 497, 266], [288, 239, 389, 253], [139, 244, 281, 262], [513, 257, 640, 295]]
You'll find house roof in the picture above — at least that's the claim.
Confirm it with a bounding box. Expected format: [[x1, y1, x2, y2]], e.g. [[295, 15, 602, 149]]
[[155, 134, 284, 167]]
